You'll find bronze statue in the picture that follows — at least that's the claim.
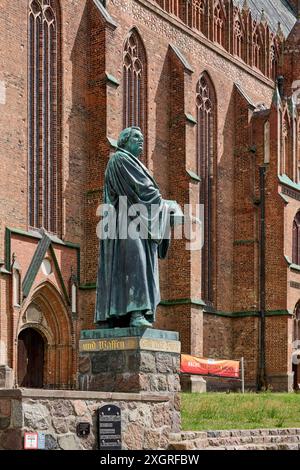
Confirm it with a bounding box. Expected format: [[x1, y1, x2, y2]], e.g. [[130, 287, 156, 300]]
[[95, 126, 177, 328]]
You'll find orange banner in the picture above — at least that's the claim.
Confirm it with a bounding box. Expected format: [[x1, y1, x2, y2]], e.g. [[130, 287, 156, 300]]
[[181, 354, 240, 378]]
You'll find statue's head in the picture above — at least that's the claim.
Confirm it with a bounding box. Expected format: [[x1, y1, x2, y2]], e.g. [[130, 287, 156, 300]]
[[117, 126, 144, 158]]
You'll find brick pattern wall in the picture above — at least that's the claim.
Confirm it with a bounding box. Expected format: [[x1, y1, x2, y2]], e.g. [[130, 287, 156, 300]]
[[203, 314, 232, 359]]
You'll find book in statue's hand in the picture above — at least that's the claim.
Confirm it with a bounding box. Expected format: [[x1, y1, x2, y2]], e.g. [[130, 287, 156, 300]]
[[164, 200, 184, 226]]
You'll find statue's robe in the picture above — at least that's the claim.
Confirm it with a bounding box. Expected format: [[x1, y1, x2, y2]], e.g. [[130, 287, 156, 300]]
[[95, 147, 170, 323]]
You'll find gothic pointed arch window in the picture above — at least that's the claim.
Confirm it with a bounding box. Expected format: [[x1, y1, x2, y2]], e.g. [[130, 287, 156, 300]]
[[252, 25, 263, 71], [189, 0, 206, 32], [28, 0, 62, 234], [213, 0, 225, 47], [282, 112, 292, 178], [123, 30, 147, 150], [233, 14, 244, 60], [293, 212, 300, 265], [269, 36, 279, 81], [156, 0, 180, 16], [196, 73, 217, 304]]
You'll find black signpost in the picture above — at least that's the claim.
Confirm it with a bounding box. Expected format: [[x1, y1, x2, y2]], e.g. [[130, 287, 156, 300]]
[[98, 405, 122, 450]]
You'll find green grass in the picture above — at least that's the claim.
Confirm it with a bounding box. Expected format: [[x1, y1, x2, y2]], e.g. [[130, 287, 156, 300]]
[[181, 392, 300, 431]]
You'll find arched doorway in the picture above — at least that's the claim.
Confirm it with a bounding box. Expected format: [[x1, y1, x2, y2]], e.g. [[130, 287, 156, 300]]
[[17, 282, 76, 389], [17, 328, 45, 388], [293, 359, 299, 391], [293, 303, 300, 391]]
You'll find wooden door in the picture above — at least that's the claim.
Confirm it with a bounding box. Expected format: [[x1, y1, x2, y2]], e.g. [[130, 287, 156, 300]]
[[17, 328, 44, 388], [293, 362, 299, 391]]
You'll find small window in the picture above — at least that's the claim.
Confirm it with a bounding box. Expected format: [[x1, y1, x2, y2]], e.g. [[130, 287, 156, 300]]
[[292, 212, 300, 265], [12, 261, 21, 307], [41, 258, 52, 276], [294, 304, 300, 343], [71, 284, 77, 314], [70, 269, 78, 315]]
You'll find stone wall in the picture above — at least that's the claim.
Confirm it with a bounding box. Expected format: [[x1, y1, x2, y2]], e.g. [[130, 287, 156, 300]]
[[0, 389, 181, 450]]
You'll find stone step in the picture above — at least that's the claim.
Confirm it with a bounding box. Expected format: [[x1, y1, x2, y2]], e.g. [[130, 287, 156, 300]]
[[204, 443, 300, 451], [168, 438, 209, 450], [207, 434, 300, 447], [168, 431, 207, 441], [206, 428, 300, 438], [168, 429, 300, 450]]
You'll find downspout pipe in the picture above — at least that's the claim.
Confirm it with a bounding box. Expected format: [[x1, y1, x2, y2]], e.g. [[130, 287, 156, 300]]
[[258, 165, 267, 390]]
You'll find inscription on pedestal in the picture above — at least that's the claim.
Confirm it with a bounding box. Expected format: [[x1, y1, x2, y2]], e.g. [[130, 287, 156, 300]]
[[140, 338, 181, 352], [80, 338, 138, 352], [79, 337, 181, 354]]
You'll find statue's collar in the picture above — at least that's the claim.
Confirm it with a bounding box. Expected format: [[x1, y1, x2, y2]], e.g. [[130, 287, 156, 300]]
[[116, 147, 158, 188], [117, 147, 140, 161]]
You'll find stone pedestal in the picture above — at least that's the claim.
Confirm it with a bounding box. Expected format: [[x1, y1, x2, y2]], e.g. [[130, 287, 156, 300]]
[[180, 374, 207, 393], [78, 328, 181, 393]]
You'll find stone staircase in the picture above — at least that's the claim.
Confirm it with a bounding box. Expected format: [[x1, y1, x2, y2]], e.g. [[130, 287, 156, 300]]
[[168, 429, 300, 450]]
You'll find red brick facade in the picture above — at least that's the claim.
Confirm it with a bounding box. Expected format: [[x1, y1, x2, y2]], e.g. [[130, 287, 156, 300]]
[[1, 0, 300, 391]]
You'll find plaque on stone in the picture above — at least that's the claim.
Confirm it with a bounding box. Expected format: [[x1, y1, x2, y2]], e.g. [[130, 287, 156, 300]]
[[98, 405, 121, 450], [76, 422, 90, 438]]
